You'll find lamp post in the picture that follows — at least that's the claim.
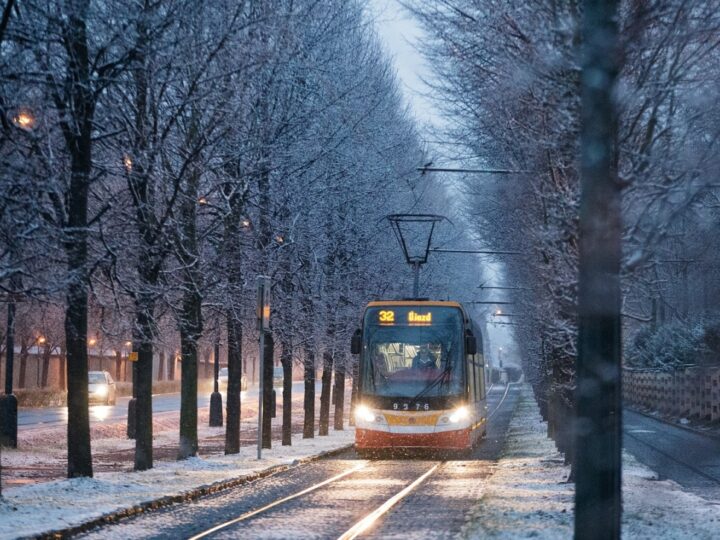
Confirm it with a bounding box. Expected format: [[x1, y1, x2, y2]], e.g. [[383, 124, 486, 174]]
[[209, 338, 223, 427], [1, 109, 36, 448], [0, 292, 19, 448]]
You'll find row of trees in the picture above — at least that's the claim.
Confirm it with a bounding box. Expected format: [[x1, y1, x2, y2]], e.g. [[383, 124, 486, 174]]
[[408, 0, 720, 449], [0, 0, 478, 477]]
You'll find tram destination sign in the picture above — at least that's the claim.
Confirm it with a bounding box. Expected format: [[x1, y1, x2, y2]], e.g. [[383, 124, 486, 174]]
[[377, 309, 433, 326]]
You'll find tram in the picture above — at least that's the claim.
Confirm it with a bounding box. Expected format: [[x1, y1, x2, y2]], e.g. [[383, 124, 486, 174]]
[[351, 300, 487, 455]]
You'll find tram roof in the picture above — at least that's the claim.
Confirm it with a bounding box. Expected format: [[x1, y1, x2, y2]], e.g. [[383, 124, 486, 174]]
[[367, 300, 463, 308]]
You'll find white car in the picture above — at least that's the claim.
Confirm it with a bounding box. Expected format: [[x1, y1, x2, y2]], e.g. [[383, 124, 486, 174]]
[[88, 370, 117, 405], [273, 366, 284, 388], [218, 367, 248, 392]]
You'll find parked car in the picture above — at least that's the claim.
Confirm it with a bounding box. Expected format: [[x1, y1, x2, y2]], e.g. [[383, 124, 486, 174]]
[[88, 370, 117, 406], [273, 366, 284, 388], [218, 367, 248, 392]]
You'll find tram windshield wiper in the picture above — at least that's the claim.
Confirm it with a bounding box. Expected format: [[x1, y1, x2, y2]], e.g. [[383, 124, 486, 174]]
[[411, 349, 454, 402]]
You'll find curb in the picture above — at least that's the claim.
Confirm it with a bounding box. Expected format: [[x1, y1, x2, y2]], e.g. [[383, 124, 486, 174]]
[[625, 407, 720, 443], [30, 442, 355, 539]]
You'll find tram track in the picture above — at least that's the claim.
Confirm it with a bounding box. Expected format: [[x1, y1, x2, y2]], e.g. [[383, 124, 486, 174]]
[[185, 384, 514, 540], [185, 460, 443, 539], [624, 428, 720, 486]]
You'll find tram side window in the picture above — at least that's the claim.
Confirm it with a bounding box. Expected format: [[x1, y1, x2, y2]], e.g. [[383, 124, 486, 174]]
[[476, 356, 485, 400], [467, 354, 477, 401]]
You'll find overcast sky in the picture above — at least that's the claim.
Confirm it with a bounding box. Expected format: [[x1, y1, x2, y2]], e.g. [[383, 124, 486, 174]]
[[366, 1, 439, 132]]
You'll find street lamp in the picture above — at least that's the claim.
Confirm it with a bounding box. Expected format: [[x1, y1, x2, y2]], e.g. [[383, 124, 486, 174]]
[[387, 214, 446, 298], [2, 108, 37, 448], [12, 109, 35, 130], [209, 338, 223, 427]]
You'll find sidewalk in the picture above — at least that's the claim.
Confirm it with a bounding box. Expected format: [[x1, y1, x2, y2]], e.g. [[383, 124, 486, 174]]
[[0, 426, 354, 539], [461, 384, 720, 539]]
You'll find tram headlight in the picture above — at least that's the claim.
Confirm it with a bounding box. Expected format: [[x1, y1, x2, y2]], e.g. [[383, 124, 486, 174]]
[[449, 406, 469, 424], [355, 404, 377, 423]]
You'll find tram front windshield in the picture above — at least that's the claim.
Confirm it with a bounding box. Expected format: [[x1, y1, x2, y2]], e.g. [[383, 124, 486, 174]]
[[361, 306, 463, 398]]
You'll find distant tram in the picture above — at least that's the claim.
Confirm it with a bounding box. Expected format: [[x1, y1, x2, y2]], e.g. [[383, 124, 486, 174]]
[[351, 300, 487, 455]]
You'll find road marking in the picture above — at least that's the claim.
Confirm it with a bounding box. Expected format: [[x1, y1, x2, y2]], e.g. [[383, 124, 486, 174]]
[[337, 463, 440, 540], [188, 462, 367, 540]]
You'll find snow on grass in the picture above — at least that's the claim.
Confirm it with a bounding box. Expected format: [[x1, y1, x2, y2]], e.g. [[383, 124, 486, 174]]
[[461, 384, 720, 539], [461, 384, 573, 539], [0, 427, 354, 540]]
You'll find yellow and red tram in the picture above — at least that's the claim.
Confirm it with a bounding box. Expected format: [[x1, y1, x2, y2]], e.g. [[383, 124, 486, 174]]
[[351, 300, 487, 454]]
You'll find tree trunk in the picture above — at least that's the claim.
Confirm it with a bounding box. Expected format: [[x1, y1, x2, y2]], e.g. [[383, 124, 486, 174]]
[[168, 352, 176, 381], [203, 348, 211, 379], [303, 345, 315, 438], [349, 355, 359, 427], [178, 289, 202, 459], [319, 351, 333, 436], [575, 0, 622, 536], [225, 313, 242, 454], [18, 339, 28, 388], [40, 343, 51, 388], [281, 341, 292, 446], [262, 333, 274, 449], [333, 358, 345, 431], [59, 347, 67, 391], [157, 350, 165, 381], [134, 302, 155, 470], [61, 0, 95, 480], [115, 350, 122, 382]]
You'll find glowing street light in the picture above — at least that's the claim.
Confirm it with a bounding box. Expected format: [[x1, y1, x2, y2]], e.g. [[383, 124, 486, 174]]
[[12, 109, 35, 130]]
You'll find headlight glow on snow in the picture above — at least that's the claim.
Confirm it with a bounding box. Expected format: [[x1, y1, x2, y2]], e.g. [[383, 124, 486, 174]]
[[94, 384, 108, 397]]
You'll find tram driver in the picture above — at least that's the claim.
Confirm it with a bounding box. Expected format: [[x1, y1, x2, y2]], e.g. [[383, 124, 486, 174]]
[[372, 351, 390, 381], [412, 344, 437, 369]]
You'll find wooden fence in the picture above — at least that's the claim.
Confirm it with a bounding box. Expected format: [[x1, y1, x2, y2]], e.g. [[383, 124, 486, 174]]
[[623, 366, 720, 422]]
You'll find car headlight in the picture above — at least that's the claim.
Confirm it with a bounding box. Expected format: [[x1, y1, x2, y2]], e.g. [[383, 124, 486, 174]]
[[449, 405, 469, 423], [94, 385, 108, 397], [355, 404, 378, 423]]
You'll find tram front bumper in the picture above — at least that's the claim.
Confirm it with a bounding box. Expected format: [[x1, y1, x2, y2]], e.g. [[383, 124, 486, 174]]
[[355, 427, 471, 450]]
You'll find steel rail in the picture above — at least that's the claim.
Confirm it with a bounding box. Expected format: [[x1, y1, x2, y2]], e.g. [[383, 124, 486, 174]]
[[488, 383, 513, 420], [335, 383, 513, 539], [336, 463, 441, 540], [187, 462, 367, 540]]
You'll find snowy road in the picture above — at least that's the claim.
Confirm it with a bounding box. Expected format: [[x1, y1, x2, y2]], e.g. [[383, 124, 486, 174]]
[[623, 409, 720, 501], [17, 382, 309, 430], [77, 384, 521, 539]]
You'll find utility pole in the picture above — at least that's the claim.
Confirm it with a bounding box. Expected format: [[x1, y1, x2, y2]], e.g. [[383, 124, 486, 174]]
[[575, 0, 622, 538]]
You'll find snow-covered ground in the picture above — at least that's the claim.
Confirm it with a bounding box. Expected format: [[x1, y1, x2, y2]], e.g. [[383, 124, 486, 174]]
[[462, 384, 720, 539], [0, 428, 354, 539]]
